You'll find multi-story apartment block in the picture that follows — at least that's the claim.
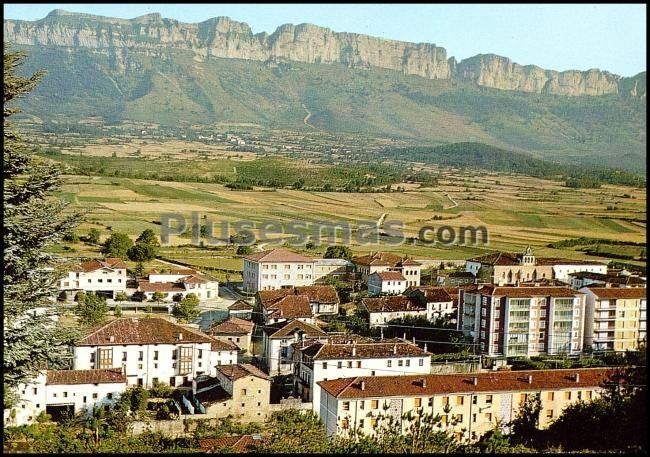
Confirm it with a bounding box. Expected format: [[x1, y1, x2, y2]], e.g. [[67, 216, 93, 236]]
[[59, 258, 128, 300], [293, 336, 431, 413], [261, 319, 328, 375], [318, 368, 614, 441], [351, 252, 421, 286], [580, 287, 647, 351], [243, 249, 315, 293], [360, 296, 427, 327], [460, 286, 585, 357], [4, 369, 128, 427], [367, 271, 407, 296], [466, 246, 607, 285], [73, 317, 236, 387]]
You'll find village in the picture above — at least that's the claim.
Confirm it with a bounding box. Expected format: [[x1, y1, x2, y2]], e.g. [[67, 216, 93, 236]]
[[5, 243, 646, 446]]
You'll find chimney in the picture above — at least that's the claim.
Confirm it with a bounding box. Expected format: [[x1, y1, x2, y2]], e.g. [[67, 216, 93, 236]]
[[121, 364, 126, 375], [527, 374, 533, 384], [574, 373, 580, 383], [472, 376, 478, 386], [424, 343, 428, 353], [360, 379, 365, 391], [178, 332, 183, 341], [393, 344, 397, 355], [352, 346, 356, 357], [403, 332, 407, 340], [109, 335, 115, 343], [380, 328, 384, 340], [422, 378, 427, 388], [412, 336, 416, 345]]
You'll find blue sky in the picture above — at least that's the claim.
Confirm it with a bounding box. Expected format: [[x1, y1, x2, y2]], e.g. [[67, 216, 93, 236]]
[[4, 3, 646, 76]]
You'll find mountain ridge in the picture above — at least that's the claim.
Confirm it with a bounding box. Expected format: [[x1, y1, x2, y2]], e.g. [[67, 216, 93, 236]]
[[4, 9, 646, 97]]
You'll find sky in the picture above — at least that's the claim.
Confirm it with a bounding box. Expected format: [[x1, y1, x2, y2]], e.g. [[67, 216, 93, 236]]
[[3, 3, 646, 76]]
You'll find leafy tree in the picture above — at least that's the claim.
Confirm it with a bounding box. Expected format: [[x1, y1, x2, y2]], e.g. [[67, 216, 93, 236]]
[[152, 291, 165, 303], [62, 231, 79, 243], [74, 292, 109, 326], [127, 242, 157, 278], [135, 228, 160, 247], [74, 291, 87, 302], [172, 293, 200, 322], [256, 410, 330, 453], [113, 304, 123, 318], [149, 379, 174, 398], [87, 228, 101, 244], [114, 291, 129, 302], [324, 245, 353, 260], [4, 46, 80, 408], [509, 393, 541, 448], [102, 233, 133, 259], [464, 426, 532, 453], [236, 245, 253, 255]]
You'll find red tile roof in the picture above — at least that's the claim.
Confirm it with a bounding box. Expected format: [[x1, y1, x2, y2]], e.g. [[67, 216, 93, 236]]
[[137, 280, 186, 293], [372, 271, 406, 281], [467, 252, 604, 267], [409, 286, 453, 303], [267, 319, 327, 339], [318, 368, 615, 399], [210, 337, 239, 352], [215, 363, 270, 381], [361, 296, 425, 313], [79, 258, 127, 272], [299, 340, 428, 360], [210, 317, 254, 335], [46, 368, 127, 385], [490, 286, 583, 298], [583, 288, 647, 299], [244, 248, 312, 263], [267, 295, 313, 319], [258, 286, 339, 307], [182, 274, 211, 284], [77, 318, 214, 346], [352, 252, 408, 267], [228, 300, 254, 311]]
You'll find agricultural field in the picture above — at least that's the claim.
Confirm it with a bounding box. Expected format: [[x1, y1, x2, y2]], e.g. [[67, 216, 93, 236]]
[[50, 141, 646, 276]]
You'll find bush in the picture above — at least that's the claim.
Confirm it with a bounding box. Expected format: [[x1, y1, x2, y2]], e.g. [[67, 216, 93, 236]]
[[113, 304, 123, 317]]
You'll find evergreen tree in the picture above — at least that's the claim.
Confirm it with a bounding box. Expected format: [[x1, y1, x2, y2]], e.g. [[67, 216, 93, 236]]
[[3, 46, 80, 408]]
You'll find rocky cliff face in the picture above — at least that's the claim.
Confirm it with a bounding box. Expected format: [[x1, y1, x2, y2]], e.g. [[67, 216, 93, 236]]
[[4, 9, 643, 97]]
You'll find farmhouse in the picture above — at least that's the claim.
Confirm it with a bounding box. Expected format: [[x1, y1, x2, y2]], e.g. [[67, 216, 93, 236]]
[[367, 271, 407, 296], [405, 286, 456, 323], [257, 285, 340, 324], [351, 252, 421, 286], [360, 296, 427, 327], [59, 258, 127, 300], [137, 271, 219, 301], [209, 316, 255, 354]]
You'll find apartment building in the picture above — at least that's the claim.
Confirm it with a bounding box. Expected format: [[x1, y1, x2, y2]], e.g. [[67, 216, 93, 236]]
[[360, 296, 427, 327], [319, 368, 614, 440], [72, 318, 236, 387], [367, 271, 407, 296], [580, 287, 647, 351], [293, 336, 431, 413], [4, 369, 127, 427], [243, 249, 315, 293], [59, 258, 128, 300], [466, 246, 606, 285], [261, 319, 328, 375], [351, 252, 421, 286], [460, 286, 585, 357]]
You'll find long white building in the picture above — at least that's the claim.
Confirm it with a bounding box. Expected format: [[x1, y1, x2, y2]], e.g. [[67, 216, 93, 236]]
[[4, 369, 128, 427], [59, 258, 128, 299], [73, 317, 237, 387], [293, 336, 431, 414]]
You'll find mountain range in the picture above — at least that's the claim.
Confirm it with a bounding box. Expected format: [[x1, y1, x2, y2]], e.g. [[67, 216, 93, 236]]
[[4, 9, 647, 173]]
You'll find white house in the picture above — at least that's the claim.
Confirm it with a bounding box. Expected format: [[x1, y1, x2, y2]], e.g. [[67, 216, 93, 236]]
[[148, 268, 199, 283], [4, 369, 128, 427], [137, 272, 218, 301], [293, 336, 431, 414], [405, 287, 456, 323], [313, 258, 351, 284], [351, 252, 421, 286], [360, 296, 427, 327], [59, 258, 128, 300], [261, 319, 328, 375], [243, 249, 315, 293], [367, 271, 408, 296], [72, 317, 231, 387]]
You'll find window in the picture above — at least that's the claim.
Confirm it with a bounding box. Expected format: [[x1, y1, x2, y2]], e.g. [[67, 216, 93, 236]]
[[342, 418, 349, 429], [337, 361, 343, 369], [370, 418, 378, 429], [138, 363, 143, 369], [539, 332, 545, 340], [565, 391, 571, 400], [33, 388, 37, 395], [442, 396, 449, 406], [98, 348, 113, 369], [63, 392, 68, 398], [577, 391, 582, 400], [485, 395, 493, 404], [241, 389, 247, 396], [540, 320, 546, 329], [547, 392, 554, 401], [356, 361, 361, 368], [122, 352, 127, 362], [343, 401, 350, 411], [387, 360, 392, 367], [540, 309, 547, 317], [93, 393, 98, 399], [138, 351, 144, 361], [347, 361, 352, 368], [153, 351, 159, 361], [486, 412, 492, 421], [360, 401, 365, 410], [472, 396, 477, 405], [456, 396, 464, 406], [107, 393, 113, 400], [137, 378, 143, 386], [197, 349, 202, 359], [371, 400, 379, 409], [371, 371, 376, 376], [98, 279, 103, 283], [454, 414, 463, 422], [322, 362, 328, 369], [398, 360, 403, 367], [546, 410, 554, 419], [405, 360, 410, 367], [587, 390, 593, 400], [472, 413, 477, 423]]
